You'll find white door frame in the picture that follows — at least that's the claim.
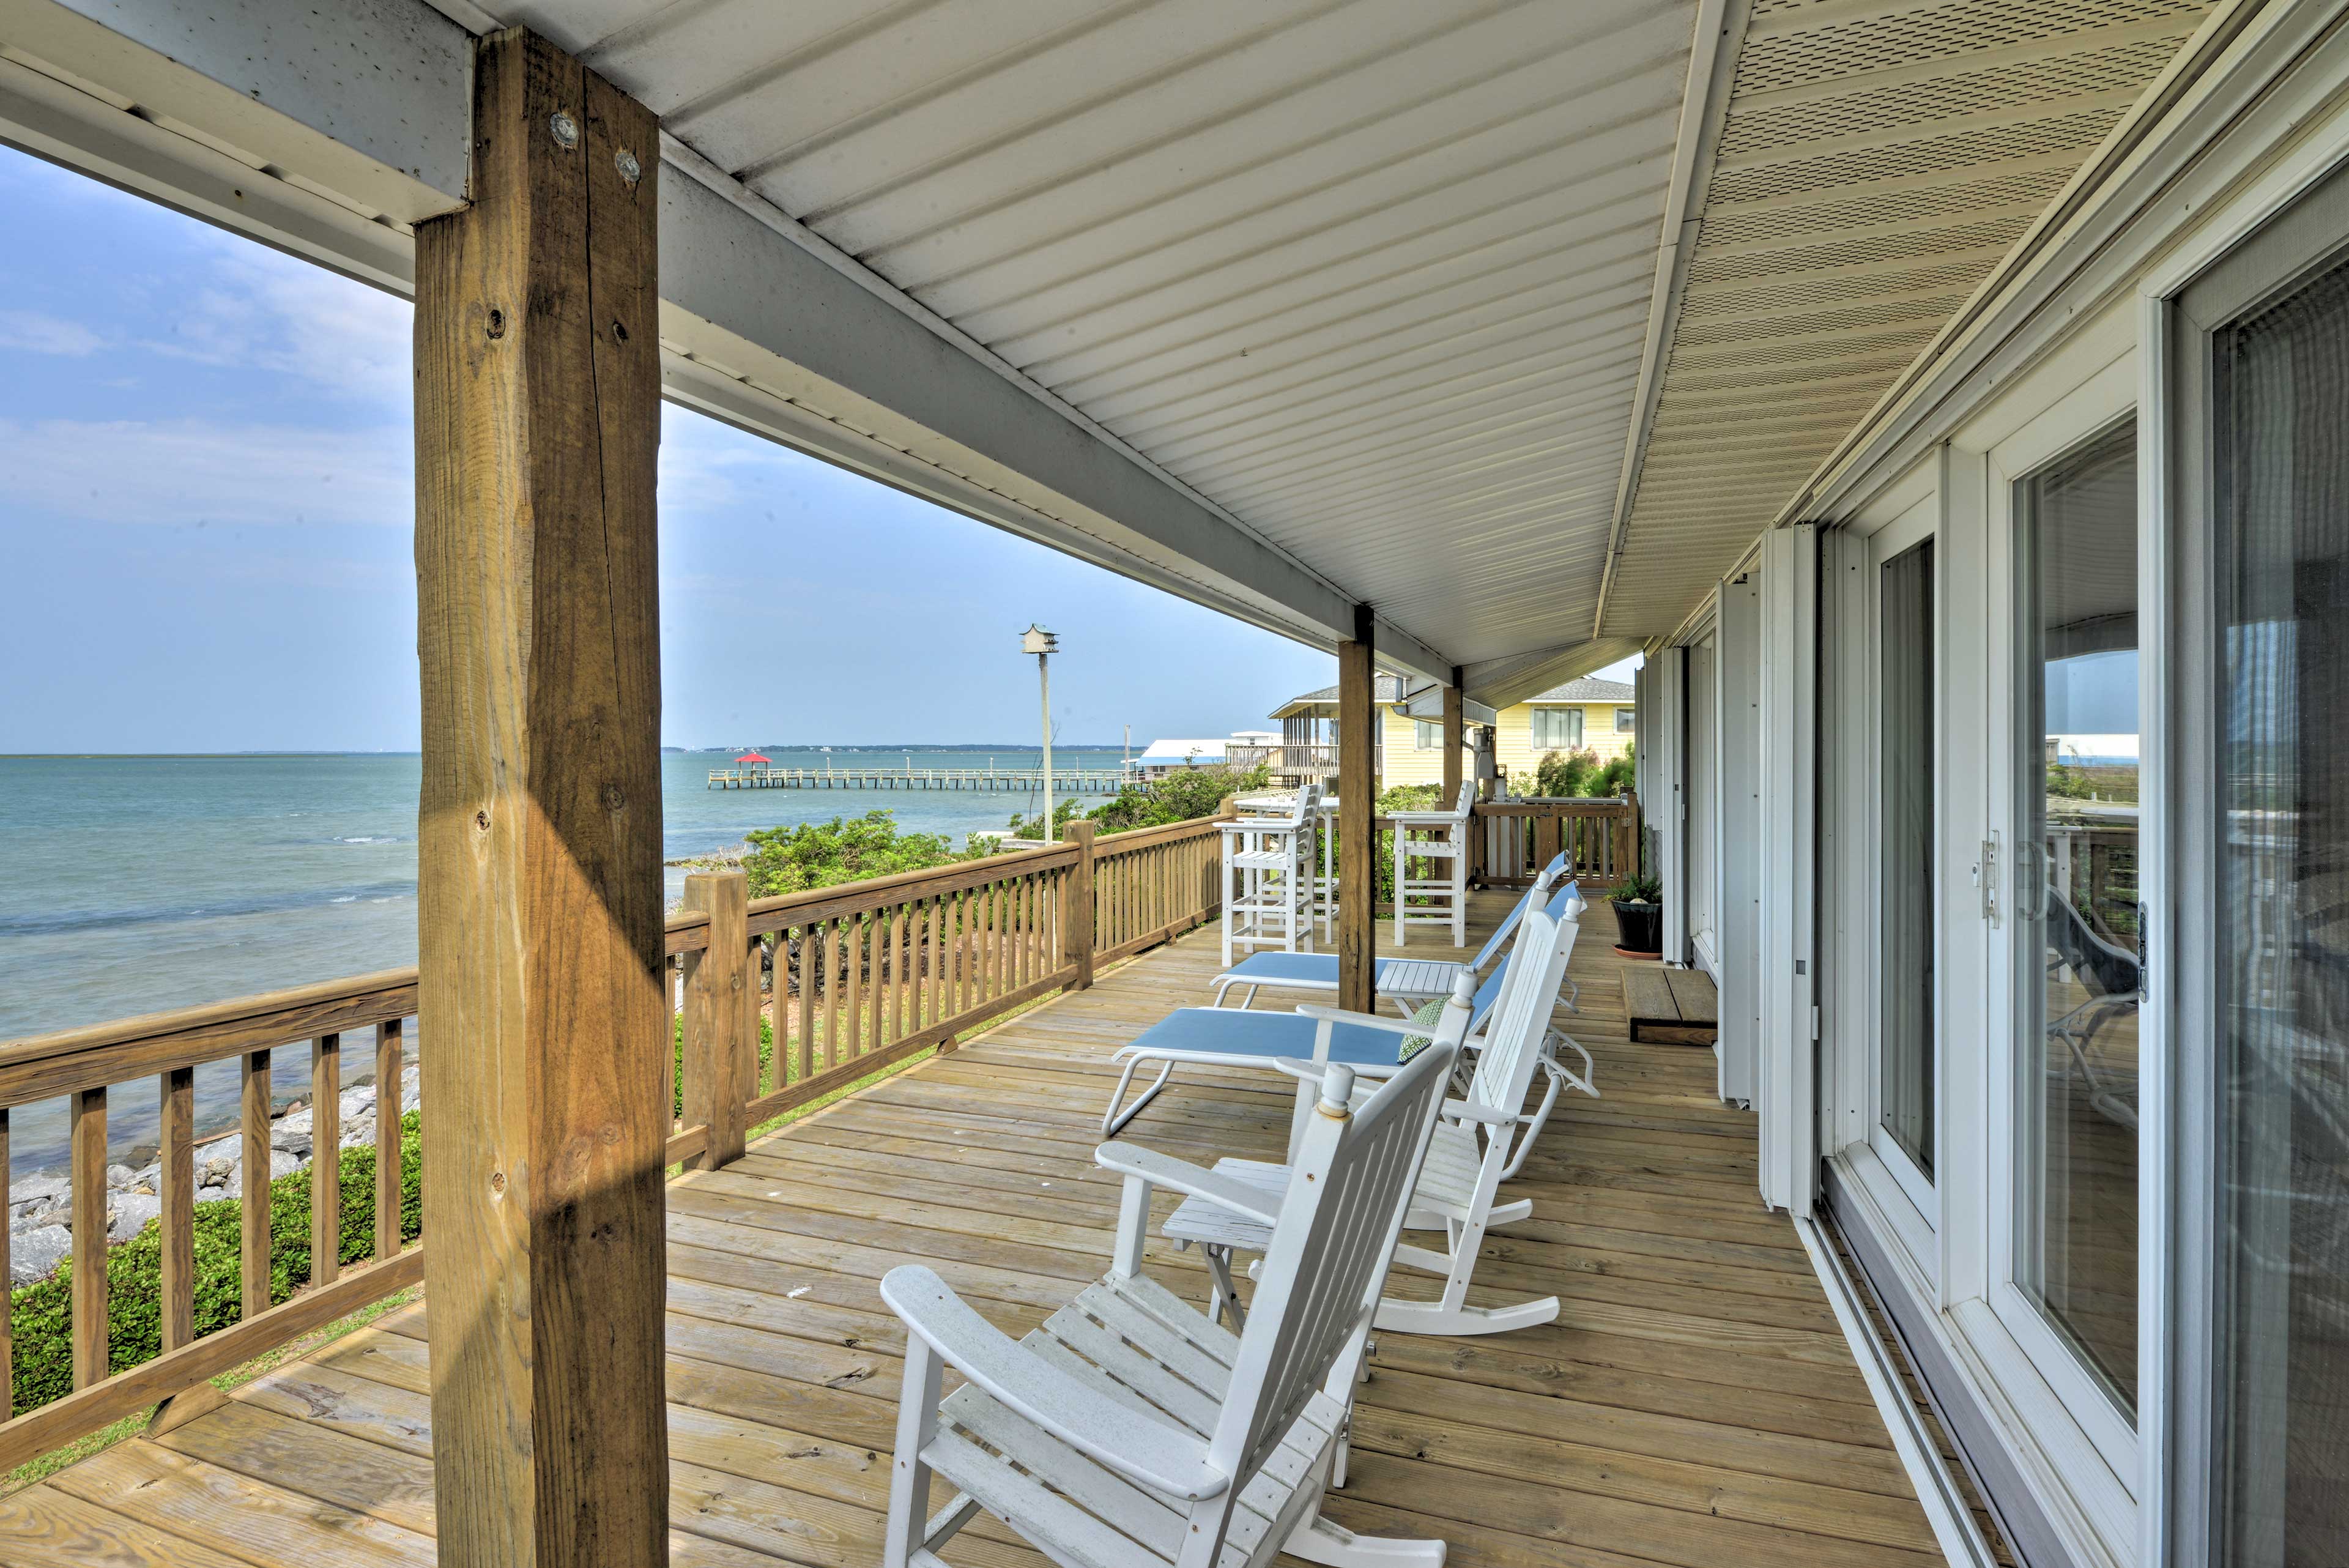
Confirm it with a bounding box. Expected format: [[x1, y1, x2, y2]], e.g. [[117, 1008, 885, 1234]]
[[1758, 524, 1819, 1216], [1651, 644, 1688, 967], [1718, 568, 1764, 1107]]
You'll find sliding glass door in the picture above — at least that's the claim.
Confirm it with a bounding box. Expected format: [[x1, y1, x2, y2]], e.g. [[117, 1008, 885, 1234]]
[[1878, 539, 1936, 1194], [2195, 250, 2349, 1568], [2014, 423, 2144, 1416]]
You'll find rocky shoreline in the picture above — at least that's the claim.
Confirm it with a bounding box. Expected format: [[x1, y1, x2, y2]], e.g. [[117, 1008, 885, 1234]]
[[6, 1061, 421, 1287]]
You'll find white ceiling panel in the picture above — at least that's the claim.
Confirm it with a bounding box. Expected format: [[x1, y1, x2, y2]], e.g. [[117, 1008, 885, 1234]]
[[461, 0, 2216, 669]]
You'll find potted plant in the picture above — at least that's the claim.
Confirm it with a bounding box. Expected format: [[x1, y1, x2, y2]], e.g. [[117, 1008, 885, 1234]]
[[1609, 871, 1663, 958]]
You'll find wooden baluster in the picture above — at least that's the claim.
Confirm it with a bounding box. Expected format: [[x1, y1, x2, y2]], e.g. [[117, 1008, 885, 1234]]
[[160, 1066, 196, 1351], [241, 1049, 270, 1321], [1017, 877, 1033, 990], [892, 904, 910, 1044], [794, 925, 815, 1089], [72, 1086, 107, 1389], [867, 912, 886, 1058], [660, 959, 680, 1135], [824, 920, 844, 1072], [845, 913, 866, 1064], [376, 1019, 404, 1264], [311, 1033, 341, 1287], [924, 898, 941, 1027]]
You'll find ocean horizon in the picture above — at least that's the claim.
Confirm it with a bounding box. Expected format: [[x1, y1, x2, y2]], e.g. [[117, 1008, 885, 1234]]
[[0, 747, 1137, 1176]]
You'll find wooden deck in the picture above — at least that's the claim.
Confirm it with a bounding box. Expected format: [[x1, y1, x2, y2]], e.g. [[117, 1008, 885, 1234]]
[[0, 894, 1942, 1568]]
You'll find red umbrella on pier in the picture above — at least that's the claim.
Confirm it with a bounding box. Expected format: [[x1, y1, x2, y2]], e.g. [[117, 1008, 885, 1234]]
[[735, 752, 771, 765]]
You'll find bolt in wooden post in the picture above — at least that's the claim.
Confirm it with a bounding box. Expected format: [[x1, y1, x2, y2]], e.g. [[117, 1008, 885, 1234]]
[[414, 28, 668, 1568], [1338, 610, 1377, 1014], [682, 871, 753, 1170], [1064, 819, 1097, 989]]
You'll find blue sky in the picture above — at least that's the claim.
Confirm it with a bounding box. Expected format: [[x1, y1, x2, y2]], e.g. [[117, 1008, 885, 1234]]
[[0, 144, 1359, 752]]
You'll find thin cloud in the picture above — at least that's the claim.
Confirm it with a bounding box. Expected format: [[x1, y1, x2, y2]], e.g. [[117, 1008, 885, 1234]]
[[0, 310, 103, 355], [145, 240, 412, 411], [0, 417, 411, 527]]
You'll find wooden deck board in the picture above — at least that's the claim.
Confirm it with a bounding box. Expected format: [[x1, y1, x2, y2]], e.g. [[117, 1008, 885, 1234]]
[[11, 894, 1940, 1567]]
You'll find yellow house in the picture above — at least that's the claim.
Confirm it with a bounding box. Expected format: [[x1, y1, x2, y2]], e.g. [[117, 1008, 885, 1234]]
[[1268, 675, 1635, 792]]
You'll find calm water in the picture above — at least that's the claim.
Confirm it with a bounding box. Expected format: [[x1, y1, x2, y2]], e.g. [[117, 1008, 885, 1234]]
[[0, 749, 1128, 1175]]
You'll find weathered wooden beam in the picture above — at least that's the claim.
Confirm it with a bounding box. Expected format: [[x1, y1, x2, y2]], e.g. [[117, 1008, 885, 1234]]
[[1442, 667, 1464, 806], [414, 28, 667, 1568], [1338, 610, 1377, 1014], [681, 871, 752, 1172], [1063, 819, 1097, 990]]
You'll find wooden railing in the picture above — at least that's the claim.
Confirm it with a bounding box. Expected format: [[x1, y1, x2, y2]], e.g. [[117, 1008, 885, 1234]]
[[1225, 742, 1339, 777], [1087, 815, 1228, 964], [1474, 796, 1639, 886], [0, 810, 1234, 1468]]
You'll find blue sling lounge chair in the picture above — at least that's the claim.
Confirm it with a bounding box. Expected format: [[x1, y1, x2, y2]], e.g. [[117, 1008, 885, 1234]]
[[1101, 874, 1590, 1139], [1207, 854, 1573, 1016]]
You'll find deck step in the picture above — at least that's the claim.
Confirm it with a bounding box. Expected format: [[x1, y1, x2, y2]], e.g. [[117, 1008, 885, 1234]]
[[1622, 965, 1719, 1046]]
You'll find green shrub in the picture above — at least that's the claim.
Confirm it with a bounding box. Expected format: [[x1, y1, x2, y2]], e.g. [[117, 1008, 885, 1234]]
[[8, 1109, 424, 1416], [1061, 762, 1272, 837], [740, 810, 968, 898]]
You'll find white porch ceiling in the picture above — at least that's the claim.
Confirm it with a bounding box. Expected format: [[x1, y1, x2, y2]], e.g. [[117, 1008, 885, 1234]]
[[490, 0, 1703, 669], [0, 0, 2229, 685], [1598, 0, 2214, 639]]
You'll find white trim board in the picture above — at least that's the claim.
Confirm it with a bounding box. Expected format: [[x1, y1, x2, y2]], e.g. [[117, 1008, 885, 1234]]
[[1798, 1211, 2000, 1568]]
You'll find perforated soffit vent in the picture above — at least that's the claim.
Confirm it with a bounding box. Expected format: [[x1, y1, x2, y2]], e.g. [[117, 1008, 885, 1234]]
[[1599, 0, 2211, 640]]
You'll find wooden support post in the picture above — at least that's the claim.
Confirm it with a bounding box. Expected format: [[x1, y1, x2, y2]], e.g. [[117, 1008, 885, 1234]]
[[681, 871, 753, 1170], [1064, 819, 1097, 989], [414, 29, 668, 1568], [1338, 611, 1376, 1014], [1442, 670, 1464, 806]]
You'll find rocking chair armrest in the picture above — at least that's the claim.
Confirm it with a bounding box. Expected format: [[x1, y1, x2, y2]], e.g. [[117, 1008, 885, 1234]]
[[880, 1266, 1228, 1501], [1440, 1097, 1521, 1127], [1093, 1142, 1284, 1228]]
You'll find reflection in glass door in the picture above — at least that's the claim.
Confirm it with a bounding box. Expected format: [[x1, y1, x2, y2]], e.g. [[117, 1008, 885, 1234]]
[[2016, 423, 2142, 1413], [2209, 256, 2349, 1566], [1879, 541, 1935, 1183]]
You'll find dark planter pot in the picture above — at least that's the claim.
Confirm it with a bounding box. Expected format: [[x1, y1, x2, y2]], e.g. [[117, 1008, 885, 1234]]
[[1611, 899, 1663, 957]]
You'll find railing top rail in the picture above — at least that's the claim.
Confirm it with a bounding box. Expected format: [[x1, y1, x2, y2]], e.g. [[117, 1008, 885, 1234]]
[[5, 814, 1225, 1095], [1091, 815, 1228, 854], [1474, 798, 1635, 817], [0, 967, 420, 1087]]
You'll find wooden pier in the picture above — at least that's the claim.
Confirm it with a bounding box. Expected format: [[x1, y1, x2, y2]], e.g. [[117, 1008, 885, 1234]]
[[708, 765, 1134, 792]]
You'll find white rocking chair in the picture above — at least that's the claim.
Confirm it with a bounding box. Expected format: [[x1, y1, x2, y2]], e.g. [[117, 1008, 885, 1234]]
[[1389, 781, 1474, 948], [881, 985, 1474, 1568], [1162, 893, 1585, 1338]]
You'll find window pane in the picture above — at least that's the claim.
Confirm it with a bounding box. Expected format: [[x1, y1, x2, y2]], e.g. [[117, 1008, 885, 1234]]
[[2017, 422, 2141, 1413], [1617, 707, 1636, 732], [1881, 540, 1935, 1178], [1414, 719, 1441, 750], [2213, 258, 2349, 1566]]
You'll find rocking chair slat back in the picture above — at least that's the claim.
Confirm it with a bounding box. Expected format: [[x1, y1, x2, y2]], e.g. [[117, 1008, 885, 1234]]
[[1209, 990, 1466, 1490]]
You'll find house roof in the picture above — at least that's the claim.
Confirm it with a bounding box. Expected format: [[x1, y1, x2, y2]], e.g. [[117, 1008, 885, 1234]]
[[1526, 677, 1633, 704], [1135, 738, 1231, 763]]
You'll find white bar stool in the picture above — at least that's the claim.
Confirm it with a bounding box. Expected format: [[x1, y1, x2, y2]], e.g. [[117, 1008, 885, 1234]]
[[1219, 783, 1318, 966], [1390, 781, 1474, 947]]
